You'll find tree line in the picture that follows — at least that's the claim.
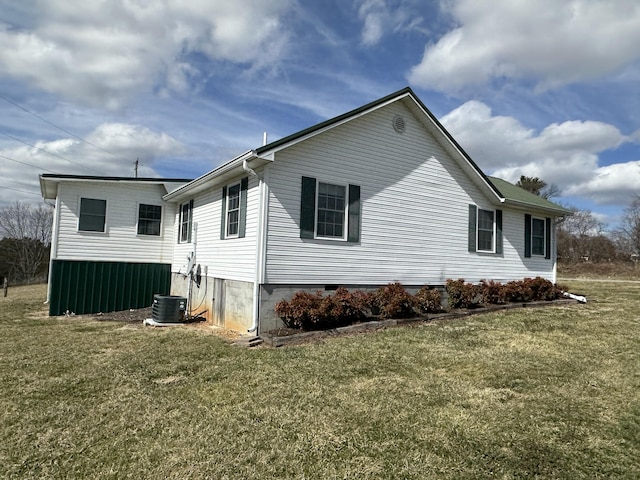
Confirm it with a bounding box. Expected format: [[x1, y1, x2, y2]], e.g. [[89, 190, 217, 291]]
[[0, 202, 52, 284]]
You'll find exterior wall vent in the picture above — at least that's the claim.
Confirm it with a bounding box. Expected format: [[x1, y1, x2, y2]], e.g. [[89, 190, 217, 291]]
[[392, 115, 406, 133]]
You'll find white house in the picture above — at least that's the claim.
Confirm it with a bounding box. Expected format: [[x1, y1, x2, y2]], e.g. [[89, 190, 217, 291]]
[[40, 88, 571, 333]]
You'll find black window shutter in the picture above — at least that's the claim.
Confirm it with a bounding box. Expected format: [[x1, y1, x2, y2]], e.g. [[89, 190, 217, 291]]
[[496, 209, 503, 254], [468, 205, 477, 252], [300, 176, 316, 239], [238, 177, 248, 238], [524, 214, 532, 258], [187, 199, 194, 243], [545, 217, 551, 259], [220, 186, 227, 240], [347, 184, 361, 243]]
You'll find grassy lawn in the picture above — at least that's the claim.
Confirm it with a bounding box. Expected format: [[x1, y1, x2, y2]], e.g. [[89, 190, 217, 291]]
[[1, 280, 638, 479]]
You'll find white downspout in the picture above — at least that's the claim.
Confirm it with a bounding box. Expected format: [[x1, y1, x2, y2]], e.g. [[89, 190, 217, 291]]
[[46, 195, 62, 304], [243, 159, 268, 333]]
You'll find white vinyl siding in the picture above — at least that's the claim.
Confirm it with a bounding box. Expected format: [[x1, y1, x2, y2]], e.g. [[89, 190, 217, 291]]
[[171, 175, 259, 283], [54, 182, 176, 263], [264, 101, 557, 285]]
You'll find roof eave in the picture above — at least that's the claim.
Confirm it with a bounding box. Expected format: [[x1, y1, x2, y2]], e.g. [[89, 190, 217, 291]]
[[39, 174, 193, 200], [162, 151, 272, 202], [503, 198, 573, 216], [39, 175, 57, 200]]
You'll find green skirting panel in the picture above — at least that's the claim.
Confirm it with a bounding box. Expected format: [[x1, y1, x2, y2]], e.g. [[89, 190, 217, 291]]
[[49, 260, 171, 316]]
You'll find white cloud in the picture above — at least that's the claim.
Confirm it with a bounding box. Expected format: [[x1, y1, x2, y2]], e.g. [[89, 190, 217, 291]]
[[0, 123, 186, 207], [441, 100, 634, 204], [0, 0, 293, 109], [564, 161, 640, 205], [409, 0, 640, 93], [357, 0, 424, 46], [359, 0, 387, 45]]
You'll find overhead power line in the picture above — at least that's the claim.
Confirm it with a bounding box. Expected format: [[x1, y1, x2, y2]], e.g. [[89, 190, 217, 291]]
[[0, 93, 132, 164], [0, 184, 41, 196], [0, 152, 57, 174], [0, 131, 106, 175]]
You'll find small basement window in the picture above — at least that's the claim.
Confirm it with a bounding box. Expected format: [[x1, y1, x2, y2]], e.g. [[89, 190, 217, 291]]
[[78, 198, 106, 232]]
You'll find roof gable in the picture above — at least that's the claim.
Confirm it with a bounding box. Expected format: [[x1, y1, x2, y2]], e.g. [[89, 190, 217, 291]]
[[164, 88, 569, 215], [255, 88, 499, 196]]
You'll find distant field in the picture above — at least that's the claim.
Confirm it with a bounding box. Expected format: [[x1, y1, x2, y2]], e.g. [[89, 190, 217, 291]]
[[558, 261, 640, 279], [1, 280, 638, 479]]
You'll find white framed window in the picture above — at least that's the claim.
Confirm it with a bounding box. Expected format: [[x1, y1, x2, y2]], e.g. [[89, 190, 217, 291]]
[[477, 208, 495, 252], [316, 181, 347, 239], [468, 205, 502, 254], [179, 200, 193, 243], [300, 176, 360, 242], [531, 217, 546, 256], [137, 204, 162, 236], [225, 182, 241, 238], [78, 197, 106, 232]]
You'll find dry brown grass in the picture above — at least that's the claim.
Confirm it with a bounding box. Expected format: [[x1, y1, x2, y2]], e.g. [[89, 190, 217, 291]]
[[1, 281, 639, 479]]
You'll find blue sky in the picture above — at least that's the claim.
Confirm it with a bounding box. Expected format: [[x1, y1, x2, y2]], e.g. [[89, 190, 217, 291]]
[[1, 0, 639, 229]]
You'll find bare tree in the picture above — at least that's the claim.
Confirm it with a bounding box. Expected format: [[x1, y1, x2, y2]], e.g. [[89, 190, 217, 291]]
[[0, 202, 53, 283], [557, 207, 613, 262], [613, 194, 640, 258]]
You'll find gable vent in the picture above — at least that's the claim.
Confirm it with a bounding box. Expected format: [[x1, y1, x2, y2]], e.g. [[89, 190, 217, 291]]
[[392, 115, 406, 133]]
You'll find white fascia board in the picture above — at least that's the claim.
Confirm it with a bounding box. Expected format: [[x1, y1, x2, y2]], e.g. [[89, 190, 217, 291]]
[[162, 151, 272, 203]]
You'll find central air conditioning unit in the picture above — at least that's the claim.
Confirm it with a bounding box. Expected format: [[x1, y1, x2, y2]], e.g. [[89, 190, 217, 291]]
[[152, 295, 187, 323]]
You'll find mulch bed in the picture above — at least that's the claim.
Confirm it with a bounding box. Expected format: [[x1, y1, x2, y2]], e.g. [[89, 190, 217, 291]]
[[262, 299, 578, 347]]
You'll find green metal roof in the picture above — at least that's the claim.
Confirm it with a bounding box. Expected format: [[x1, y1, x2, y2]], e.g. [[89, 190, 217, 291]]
[[488, 176, 572, 215]]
